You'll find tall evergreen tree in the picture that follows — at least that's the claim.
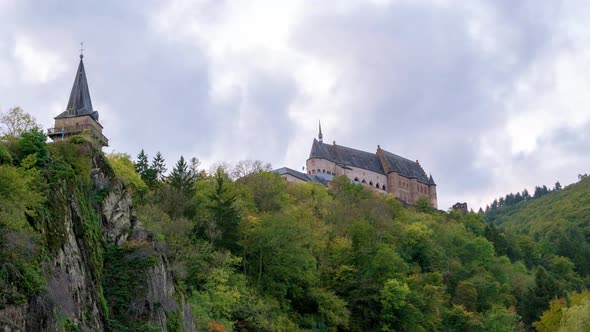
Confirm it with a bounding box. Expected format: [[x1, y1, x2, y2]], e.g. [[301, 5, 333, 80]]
[[168, 156, 195, 196], [208, 168, 241, 254], [151, 151, 167, 181], [135, 149, 149, 175]]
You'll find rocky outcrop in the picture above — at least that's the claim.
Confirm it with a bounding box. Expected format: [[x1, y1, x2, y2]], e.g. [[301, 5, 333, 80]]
[[1, 144, 195, 331]]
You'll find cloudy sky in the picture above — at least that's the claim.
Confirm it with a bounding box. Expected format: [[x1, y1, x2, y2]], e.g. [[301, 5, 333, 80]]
[[1, 0, 590, 210]]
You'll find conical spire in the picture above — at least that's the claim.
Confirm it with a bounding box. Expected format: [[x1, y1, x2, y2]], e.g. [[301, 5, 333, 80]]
[[318, 121, 323, 143], [429, 174, 436, 185], [56, 53, 97, 121]]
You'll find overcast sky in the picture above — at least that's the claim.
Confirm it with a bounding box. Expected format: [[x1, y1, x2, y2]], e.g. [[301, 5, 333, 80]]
[[1, 0, 590, 210]]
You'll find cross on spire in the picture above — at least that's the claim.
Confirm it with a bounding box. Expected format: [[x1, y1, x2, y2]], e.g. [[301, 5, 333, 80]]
[[79, 42, 85, 58]]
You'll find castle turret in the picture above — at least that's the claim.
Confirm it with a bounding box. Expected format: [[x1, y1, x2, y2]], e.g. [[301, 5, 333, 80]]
[[428, 174, 438, 209], [48, 51, 108, 147], [318, 121, 323, 143]]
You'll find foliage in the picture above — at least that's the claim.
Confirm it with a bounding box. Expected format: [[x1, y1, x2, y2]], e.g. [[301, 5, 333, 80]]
[[18, 127, 49, 166], [107, 152, 148, 194], [7, 139, 590, 331], [0, 145, 12, 165], [168, 155, 197, 196], [534, 290, 590, 332], [0, 106, 39, 138], [151, 151, 167, 181], [103, 244, 160, 331]]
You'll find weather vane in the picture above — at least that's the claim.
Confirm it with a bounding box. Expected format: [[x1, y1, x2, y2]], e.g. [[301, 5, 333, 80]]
[[79, 42, 85, 58]]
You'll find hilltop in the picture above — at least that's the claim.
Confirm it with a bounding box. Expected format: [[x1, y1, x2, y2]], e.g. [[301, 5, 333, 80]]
[[2, 125, 590, 331]]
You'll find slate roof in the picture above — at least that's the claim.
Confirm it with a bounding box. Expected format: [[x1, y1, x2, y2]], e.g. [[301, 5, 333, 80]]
[[55, 56, 99, 121], [308, 139, 435, 185], [309, 139, 385, 174], [273, 167, 330, 186], [380, 149, 431, 184]]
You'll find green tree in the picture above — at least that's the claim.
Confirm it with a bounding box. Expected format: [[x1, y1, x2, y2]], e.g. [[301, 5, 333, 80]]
[[243, 213, 316, 301], [207, 168, 241, 253], [135, 149, 149, 175], [151, 151, 167, 181], [168, 156, 196, 196], [0, 106, 39, 138], [18, 127, 48, 166], [238, 171, 288, 213], [380, 278, 410, 330], [519, 266, 562, 325], [453, 281, 478, 312], [107, 152, 148, 193], [481, 306, 523, 332], [416, 196, 432, 213], [0, 145, 12, 165]]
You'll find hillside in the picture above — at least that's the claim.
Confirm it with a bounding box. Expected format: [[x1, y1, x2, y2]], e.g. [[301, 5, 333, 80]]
[[487, 178, 590, 236], [2, 128, 590, 331]]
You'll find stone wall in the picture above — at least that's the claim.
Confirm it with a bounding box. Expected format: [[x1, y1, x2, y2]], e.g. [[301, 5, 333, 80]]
[[55, 114, 103, 133], [307, 158, 388, 193]]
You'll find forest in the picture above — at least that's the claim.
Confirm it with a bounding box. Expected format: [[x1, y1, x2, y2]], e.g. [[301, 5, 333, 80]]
[[2, 109, 590, 331]]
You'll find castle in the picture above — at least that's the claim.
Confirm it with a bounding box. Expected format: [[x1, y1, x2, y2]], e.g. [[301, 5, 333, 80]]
[[276, 124, 438, 208], [47, 52, 108, 147]]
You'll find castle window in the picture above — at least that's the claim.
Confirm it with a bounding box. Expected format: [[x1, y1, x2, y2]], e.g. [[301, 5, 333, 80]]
[[376, 182, 379, 188], [362, 179, 366, 183], [312, 170, 315, 174], [354, 177, 359, 182], [369, 181, 373, 186], [382, 185, 386, 190]]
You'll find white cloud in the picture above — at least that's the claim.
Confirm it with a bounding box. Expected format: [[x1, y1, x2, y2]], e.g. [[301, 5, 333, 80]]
[[13, 35, 67, 84]]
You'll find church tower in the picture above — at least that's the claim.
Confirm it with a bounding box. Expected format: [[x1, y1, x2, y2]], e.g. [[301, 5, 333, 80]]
[[48, 51, 108, 147]]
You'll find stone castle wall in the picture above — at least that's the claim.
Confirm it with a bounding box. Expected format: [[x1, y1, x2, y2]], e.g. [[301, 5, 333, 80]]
[[307, 158, 388, 193], [308, 157, 438, 208]]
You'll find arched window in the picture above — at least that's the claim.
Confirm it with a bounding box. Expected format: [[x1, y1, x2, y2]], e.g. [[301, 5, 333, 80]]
[[312, 170, 315, 174], [382, 185, 386, 190], [362, 179, 366, 183], [376, 182, 379, 188], [354, 177, 359, 182], [369, 181, 373, 186]]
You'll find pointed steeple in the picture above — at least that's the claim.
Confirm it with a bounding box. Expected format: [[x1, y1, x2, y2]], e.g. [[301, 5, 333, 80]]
[[428, 174, 436, 185], [318, 121, 323, 143], [55, 53, 97, 121]]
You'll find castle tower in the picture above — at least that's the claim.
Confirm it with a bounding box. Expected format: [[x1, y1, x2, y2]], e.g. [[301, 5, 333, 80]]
[[428, 174, 438, 209], [48, 52, 108, 147]]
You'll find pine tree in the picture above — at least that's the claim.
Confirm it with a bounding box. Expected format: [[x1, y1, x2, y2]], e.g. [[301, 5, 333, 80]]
[[151, 151, 167, 181], [135, 149, 149, 175], [554, 181, 562, 191], [168, 156, 195, 196], [208, 168, 241, 254], [522, 189, 530, 201]]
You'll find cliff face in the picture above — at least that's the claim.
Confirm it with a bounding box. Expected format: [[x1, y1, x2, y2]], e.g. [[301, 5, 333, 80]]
[[0, 144, 195, 331]]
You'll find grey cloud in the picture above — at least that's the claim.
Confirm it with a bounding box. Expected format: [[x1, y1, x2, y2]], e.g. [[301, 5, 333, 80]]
[[292, 1, 562, 206], [1, 0, 585, 209]]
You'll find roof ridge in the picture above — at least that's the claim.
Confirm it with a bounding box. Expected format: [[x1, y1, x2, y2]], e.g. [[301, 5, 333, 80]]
[[381, 148, 419, 164]]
